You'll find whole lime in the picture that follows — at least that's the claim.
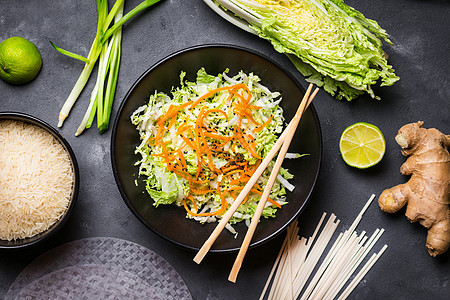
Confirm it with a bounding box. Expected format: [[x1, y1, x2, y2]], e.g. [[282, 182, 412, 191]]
[[0, 36, 43, 85]]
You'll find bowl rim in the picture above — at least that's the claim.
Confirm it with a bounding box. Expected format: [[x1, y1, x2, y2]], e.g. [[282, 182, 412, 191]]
[[111, 43, 322, 252], [0, 111, 80, 250]]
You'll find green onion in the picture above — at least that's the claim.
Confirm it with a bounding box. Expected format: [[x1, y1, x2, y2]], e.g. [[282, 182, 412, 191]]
[[100, 0, 161, 44], [100, 17, 122, 133], [54, 0, 163, 135], [49, 41, 90, 63]]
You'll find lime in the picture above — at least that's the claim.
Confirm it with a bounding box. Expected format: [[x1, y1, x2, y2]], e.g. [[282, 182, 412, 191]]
[[339, 122, 386, 169], [0, 36, 42, 84]]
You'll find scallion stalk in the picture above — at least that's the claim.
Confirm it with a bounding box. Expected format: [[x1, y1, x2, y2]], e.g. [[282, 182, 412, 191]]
[[49, 41, 90, 63], [99, 5, 123, 133], [57, 0, 109, 127], [54, 0, 162, 134], [100, 0, 162, 44]]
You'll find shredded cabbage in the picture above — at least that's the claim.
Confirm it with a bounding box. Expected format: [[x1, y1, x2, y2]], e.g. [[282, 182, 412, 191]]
[[131, 68, 299, 231]]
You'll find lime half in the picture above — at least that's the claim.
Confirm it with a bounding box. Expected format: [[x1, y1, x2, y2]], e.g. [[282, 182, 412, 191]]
[[339, 122, 386, 169]]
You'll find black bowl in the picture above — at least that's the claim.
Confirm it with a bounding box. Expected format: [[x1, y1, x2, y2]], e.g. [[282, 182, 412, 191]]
[[0, 112, 79, 250], [111, 44, 322, 253]]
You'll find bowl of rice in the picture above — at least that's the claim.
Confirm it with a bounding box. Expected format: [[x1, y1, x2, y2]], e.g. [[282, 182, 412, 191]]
[[0, 112, 79, 250]]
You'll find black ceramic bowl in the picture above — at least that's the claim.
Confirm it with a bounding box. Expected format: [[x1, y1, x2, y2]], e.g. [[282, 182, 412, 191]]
[[111, 44, 322, 253], [0, 112, 79, 250]]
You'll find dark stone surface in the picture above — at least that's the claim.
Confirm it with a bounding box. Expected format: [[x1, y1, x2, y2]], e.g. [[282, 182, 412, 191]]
[[1, 0, 449, 299]]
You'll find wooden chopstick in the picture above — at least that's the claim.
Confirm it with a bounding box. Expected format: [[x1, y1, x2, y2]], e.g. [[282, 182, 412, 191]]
[[228, 86, 319, 283], [193, 84, 316, 265]]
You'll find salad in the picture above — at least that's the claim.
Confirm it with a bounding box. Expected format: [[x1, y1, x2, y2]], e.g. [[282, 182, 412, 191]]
[[131, 68, 299, 232]]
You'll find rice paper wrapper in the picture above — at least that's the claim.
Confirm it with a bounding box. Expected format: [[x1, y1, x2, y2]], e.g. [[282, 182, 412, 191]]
[[6, 237, 192, 300], [16, 265, 164, 299]]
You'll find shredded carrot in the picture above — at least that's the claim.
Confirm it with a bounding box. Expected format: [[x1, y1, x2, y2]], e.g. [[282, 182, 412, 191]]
[[251, 188, 281, 208], [190, 187, 212, 195], [220, 165, 239, 173], [148, 81, 286, 219], [157, 101, 193, 126], [177, 149, 187, 169], [187, 195, 199, 211], [183, 192, 227, 217], [190, 83, 249, 109], [148, 137, 156, 146], [253, 115, 273, 133]]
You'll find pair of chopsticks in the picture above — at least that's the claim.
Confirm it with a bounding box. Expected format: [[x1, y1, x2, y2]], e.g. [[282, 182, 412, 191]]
[[193, 83, 319, 282]]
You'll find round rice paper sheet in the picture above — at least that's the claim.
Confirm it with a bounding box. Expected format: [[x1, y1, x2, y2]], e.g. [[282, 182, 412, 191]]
[[16, 265, 164, 299], [6, 237, 191, 300]]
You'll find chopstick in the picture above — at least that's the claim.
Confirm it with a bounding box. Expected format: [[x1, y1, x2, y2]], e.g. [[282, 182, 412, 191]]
[[228, 86, 319, 282], [193, 83, 317, 265]]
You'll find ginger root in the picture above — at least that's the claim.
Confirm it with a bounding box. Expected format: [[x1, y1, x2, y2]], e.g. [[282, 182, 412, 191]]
[[378, 121, 450, 256]]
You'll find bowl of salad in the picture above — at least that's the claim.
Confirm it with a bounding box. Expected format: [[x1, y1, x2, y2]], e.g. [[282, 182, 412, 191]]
[[111, 44, 322, 252]]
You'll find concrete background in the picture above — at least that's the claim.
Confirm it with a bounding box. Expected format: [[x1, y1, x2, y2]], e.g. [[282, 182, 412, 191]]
[[1, 0, 449, 299]]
